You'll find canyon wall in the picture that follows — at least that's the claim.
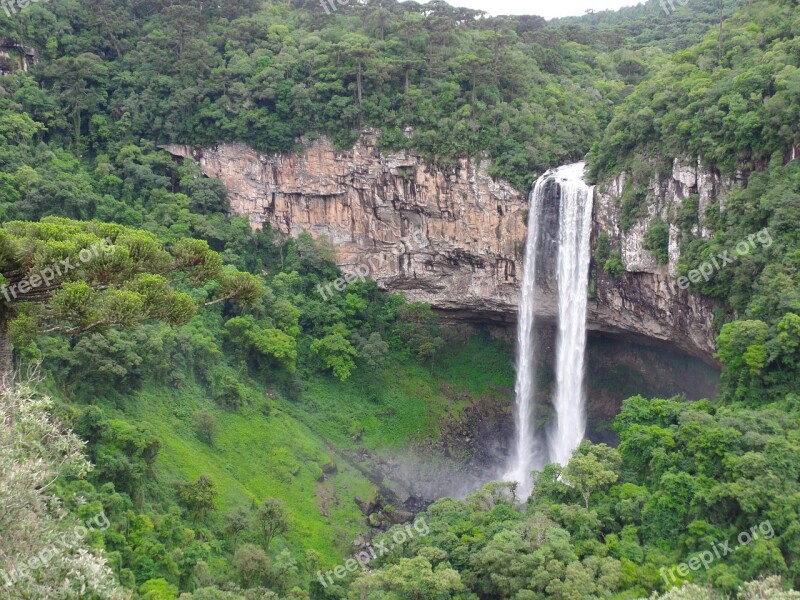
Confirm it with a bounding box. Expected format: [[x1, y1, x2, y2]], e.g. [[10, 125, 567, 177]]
[[164, 137, 724, 360], [165, 136, 525, 318], [591, 159, 731, 360]]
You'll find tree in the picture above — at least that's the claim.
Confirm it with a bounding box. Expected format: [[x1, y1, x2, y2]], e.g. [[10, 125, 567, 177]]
[[194, 410, 219, 445], [394, 303, 445, 370], [775, 313, 800, 368], [0, 217, 262, 388], [177, 475, 218, 521], [224, 316, 298, 373], [352, 331, 390, 371], [310, 324, 358, 381], [562, 442, 621, 509], [41, 54, 109, 153], [0, 382, 127, 598], [234, 544, 270, 588], [139, 578, 179, 599], [349, 556, 468, 599], [715, 320, 769, 399], [417, 336, 445, 373], [256, 499, 288, 550], [737, 577, 800, 600], [225, 507, 252, 554]]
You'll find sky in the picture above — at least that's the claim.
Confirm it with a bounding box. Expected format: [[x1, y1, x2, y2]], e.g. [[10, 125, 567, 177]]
[[421, 0, 642, 20]]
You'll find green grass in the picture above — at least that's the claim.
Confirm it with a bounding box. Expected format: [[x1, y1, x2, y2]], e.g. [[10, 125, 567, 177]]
[[294, 357, 450, 450], [87, 332, 515, 566], [113, 382, 375, 565], [436, 334, 515, 395], [290, 333, 514, 451]]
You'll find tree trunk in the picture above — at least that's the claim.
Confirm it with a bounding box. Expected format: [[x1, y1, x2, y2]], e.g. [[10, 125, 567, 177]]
[[73, 109, 82, 157], [718, 0, 724, 65], [357, 61, 363, 105], [0, 319, 13, 391]]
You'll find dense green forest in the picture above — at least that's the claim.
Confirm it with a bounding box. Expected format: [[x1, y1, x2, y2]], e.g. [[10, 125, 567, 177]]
[[0, 0, 746, 193], [1, 0, 799, 598]]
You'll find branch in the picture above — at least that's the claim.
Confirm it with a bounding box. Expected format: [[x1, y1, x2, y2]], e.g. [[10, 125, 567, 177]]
[[41, 319, 114, 335], [202, 292, 238, 308], [2, 280, 112, 304]]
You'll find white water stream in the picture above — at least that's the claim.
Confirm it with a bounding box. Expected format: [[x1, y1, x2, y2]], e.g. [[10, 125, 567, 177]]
[[504, 162, 594, 498], [503, 170, 546, 498], [548, 163, 594, 466]]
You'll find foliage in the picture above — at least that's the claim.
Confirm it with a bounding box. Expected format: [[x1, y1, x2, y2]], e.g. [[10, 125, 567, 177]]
[[234, 544, 271, 588], [562, 442, 620, 508], [1, 0, 798, 598], [0, 382, 128, 599], [0, 218, 262, 384], [257, 499, 289, 551], [310, 324, 358, 381], [591, 0, 800, 179], [194, 410, 219, 446], [647, 576, 800, 599], [644, 218, 670, 265], [357, 392, 800, 597], [176, 475, 218, 521], [595, 231, 625, 277]]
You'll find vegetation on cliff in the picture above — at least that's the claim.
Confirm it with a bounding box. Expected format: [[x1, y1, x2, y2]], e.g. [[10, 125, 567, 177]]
[[0, 0, 799, 598]]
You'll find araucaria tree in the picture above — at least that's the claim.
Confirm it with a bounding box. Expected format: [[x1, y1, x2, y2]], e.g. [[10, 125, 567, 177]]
[[0, 217, 262, 386]]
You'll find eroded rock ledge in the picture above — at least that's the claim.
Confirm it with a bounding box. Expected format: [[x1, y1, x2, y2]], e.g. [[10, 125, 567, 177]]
[[165, 137, 525, 315], [163, 137, 721, 361]]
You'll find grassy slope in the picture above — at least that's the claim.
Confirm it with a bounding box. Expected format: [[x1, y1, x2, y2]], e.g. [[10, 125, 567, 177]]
[[287, 334, 514, 452], [103, 332, 514, 566]]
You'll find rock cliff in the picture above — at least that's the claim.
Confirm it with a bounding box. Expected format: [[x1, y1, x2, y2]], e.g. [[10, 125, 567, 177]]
[[591, 159, 731, 360], [0, 39, 36, 75], [164, 138, 724, 361], [164, 136, 525, 319]]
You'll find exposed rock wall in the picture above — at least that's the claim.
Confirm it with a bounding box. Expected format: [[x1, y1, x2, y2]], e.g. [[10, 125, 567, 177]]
[[592, 159, 731, 359], [164, 137, 524, 318], [164, 139, 724, 360], [0, 39, 36, 75]]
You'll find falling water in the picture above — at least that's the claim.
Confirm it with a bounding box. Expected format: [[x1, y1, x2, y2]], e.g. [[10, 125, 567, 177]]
[[503, 172, 546, 498], [504, 162, 593, 498], [548, 162, 594, 467]]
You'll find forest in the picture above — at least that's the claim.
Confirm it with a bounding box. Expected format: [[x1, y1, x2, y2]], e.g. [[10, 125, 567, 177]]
[[0, 0, 799, 598]]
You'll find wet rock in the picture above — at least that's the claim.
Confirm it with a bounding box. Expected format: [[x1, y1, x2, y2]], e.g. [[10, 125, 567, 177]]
[[383, 506, 414, 525], [354, 497, 374, 517]]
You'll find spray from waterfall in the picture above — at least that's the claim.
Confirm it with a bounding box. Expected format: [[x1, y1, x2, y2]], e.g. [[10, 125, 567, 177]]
[[504, 162, 593, 499]]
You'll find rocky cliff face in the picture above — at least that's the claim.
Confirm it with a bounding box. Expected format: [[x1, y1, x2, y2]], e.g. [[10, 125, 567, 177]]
[[164, 139, 724, 360], [592, 159, 731, 359], [0, 39, 36, 75], [165, 136, 525, 320]]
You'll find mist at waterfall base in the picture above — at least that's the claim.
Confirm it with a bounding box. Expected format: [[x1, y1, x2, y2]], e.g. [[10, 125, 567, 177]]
[[504, 162, 594, 498]]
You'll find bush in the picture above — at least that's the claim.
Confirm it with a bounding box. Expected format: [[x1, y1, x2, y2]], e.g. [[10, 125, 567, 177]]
[[194, 410, 219, 445], [644, 219, 670, 264]]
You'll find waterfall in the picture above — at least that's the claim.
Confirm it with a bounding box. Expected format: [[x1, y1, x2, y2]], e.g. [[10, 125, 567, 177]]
[[504, 162, 594, 498], [548, 162, 594, 466], [503, 172, 546, 499]]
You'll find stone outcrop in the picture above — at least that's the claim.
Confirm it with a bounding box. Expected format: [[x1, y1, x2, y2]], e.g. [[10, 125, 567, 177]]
[[164, 138, 726, 361], [0, 39, 36, 75], [164, 136, 525, 319], [591, 159, 731, 359]]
